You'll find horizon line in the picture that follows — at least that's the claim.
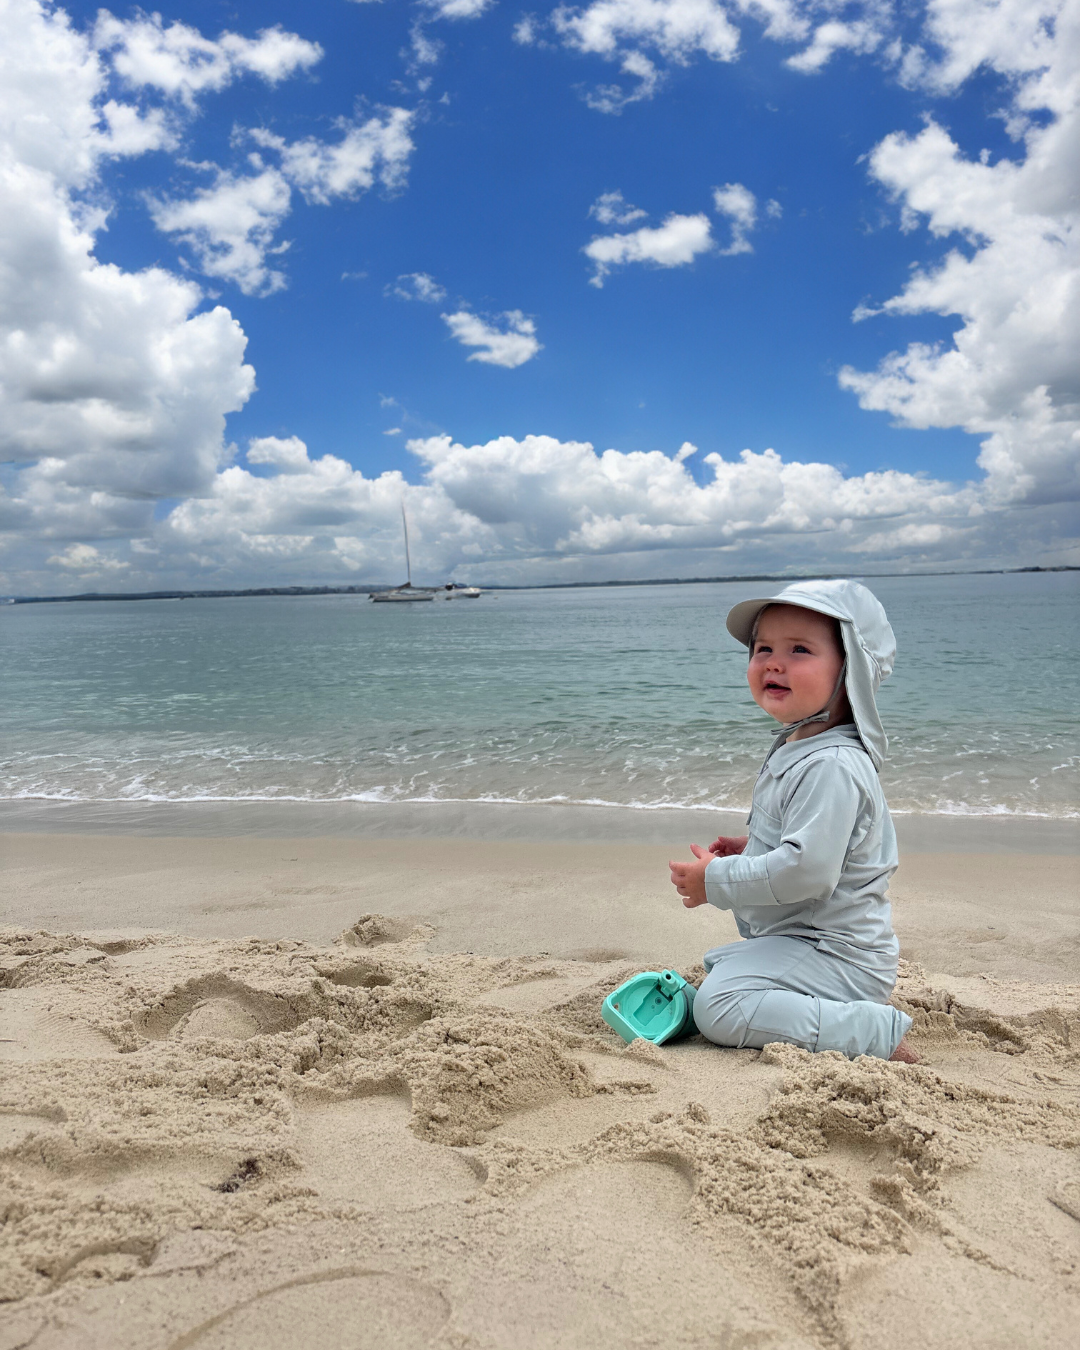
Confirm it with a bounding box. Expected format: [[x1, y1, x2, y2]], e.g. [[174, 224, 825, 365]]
[[5, 564, 1077, 605]]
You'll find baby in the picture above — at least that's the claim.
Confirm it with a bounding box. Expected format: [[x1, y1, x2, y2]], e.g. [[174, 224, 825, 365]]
[[668, 579, 917, 1062]]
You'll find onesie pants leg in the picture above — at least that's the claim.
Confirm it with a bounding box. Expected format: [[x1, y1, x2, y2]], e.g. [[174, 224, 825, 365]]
[[693, 936, 911, 1060]]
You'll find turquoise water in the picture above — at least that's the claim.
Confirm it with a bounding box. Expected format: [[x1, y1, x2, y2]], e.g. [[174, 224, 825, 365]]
[[2, 572, 1077, 817]]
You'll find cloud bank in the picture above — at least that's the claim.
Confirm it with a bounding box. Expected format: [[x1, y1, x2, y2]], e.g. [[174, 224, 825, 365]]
[[5, 425, 1074, 595]]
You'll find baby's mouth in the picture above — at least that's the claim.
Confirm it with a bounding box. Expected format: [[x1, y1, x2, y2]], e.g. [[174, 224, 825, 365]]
[[764, 681, 790, 694]]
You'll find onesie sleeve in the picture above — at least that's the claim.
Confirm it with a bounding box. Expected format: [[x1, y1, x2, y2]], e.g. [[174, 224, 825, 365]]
[[704, 753, 862, 909]]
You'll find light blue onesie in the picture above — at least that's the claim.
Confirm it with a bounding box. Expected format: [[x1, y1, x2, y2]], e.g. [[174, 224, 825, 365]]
[[695, 580, 913, 1060]]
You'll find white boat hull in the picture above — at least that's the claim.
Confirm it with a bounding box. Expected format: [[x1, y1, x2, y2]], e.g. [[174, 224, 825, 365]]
[[435, 587, 482, 599], [371, 589, 434, 602]]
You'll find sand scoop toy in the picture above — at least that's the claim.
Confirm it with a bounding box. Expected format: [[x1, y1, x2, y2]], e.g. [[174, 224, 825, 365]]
[[601, 969, 697, 1046]]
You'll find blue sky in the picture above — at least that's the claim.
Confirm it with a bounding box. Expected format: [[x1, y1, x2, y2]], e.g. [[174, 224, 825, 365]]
[[90, 1, 977, 474], [1, 1, 1077, 590]]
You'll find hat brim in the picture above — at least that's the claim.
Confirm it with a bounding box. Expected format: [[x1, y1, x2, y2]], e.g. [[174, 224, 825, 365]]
[[726, 592, 853, 648], [725, 597, 776, 648]]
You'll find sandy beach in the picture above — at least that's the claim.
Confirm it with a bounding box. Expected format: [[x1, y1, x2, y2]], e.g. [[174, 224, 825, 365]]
[[2, 808, 1078, 1349]]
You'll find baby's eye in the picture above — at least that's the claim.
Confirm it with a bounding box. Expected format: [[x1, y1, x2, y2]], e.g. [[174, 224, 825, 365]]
[[793, 644, 810, 654], [754, 644, 772, 654]]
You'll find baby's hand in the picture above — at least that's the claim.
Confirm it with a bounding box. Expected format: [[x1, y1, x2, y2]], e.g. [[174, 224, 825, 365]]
[[668, 844, 712, 909], [709, 835, 748, 857]]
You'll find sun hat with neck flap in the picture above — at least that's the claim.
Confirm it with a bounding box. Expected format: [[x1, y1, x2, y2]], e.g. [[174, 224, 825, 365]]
[[725, 578, 896, 772]]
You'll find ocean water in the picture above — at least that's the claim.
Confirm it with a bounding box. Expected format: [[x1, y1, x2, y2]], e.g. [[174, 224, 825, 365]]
[[2, 572, 1077, 818]]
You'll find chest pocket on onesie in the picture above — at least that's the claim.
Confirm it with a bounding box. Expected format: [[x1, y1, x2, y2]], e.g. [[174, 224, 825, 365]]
[[745, 803, 782, 857]]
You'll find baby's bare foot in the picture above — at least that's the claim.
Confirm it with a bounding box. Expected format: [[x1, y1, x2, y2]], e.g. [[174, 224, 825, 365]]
[[889, 1037, 920, 1064]]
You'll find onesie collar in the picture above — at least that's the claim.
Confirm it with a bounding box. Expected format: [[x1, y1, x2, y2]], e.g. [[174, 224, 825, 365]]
[[761, 724, 863, 778]]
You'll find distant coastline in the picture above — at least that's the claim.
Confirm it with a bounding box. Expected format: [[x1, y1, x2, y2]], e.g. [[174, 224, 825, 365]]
[[3, 564, 1076, 605]]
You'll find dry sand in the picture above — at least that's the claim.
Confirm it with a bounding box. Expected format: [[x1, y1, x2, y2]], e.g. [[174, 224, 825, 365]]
[[1, 828, 1078, 1349]]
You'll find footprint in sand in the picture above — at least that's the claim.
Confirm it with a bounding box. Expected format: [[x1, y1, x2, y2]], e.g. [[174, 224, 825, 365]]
[[818, 1116, 895, 1191], [453, 1159, 801, 1348], [510, 1158, 693, 1268], [54, 1237, 157, 1288], [467, 1158, 815, 1348], [134, 975, 299, 1041], [167, 1270, 449, 1350], [177, 998, 264, 1040], [294, 1094, 480, 1211]]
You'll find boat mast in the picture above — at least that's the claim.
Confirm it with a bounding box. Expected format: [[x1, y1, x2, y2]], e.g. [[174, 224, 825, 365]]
[[401, 502, 412, 587]]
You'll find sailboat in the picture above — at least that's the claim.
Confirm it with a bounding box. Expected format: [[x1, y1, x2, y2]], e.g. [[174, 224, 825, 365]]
[[370, 505, 435, 602]]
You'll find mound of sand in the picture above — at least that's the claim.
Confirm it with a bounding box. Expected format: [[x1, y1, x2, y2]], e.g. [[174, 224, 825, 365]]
[[1, 917, 1078, 1350]]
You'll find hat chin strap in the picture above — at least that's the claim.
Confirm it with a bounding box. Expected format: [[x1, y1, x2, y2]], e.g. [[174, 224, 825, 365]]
[[765, 660, 847, 759]]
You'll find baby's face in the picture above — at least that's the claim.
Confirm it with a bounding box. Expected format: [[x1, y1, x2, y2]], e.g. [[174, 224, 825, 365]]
[[747, 604, 844, 724]]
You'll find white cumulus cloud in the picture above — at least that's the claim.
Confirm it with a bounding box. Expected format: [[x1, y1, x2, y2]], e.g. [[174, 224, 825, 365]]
[[546, 0, 772, 108], [407, 0, 497, 76], [712, 181, 757, 253], [589, 189, 648, 225], [411, 432, 979, 559], [46, 542, 129, 572], [0, 0, 294, 550], [898, 0, 1069, 103], [149, 167, 293, 296], [2, 0, 172, 183], [254, 109, 415, 204], [247, 436, 313, 472], [552, 0, 743, 65], [153, 112, 415, 293], [421, 0, 497, 17], [388, 272, 448, 302], [584, 211, 713, 285], [93, 11, 322, 106], [535, 1, 1063, 110], [441, 311, 543, 367], [840, 1, 1080, 511], [584, 48, 663, 111], [785, 16, 887, 73]]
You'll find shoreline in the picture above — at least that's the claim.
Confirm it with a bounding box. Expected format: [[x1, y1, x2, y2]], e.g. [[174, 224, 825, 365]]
[[0, 797, 1076, 853]]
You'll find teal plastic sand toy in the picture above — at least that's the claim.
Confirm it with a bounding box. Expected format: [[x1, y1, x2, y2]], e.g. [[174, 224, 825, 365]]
[[601, 970, 697, 1046]]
